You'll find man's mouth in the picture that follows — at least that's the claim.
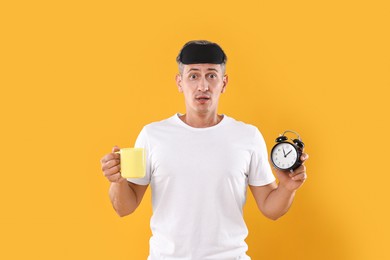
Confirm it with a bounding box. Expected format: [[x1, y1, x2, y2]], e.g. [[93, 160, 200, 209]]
[[196, 96, 210, 101]]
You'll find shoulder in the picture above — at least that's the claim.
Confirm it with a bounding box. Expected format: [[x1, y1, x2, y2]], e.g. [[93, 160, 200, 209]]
[[223, 116, 269, 147], [143, 114, 176, 129], [224, 115, 261, 135], [138, 114, 179, 137]]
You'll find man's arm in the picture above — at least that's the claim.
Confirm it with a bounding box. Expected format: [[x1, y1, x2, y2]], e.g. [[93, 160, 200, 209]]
[[249, 153, 309, 220], [109, 181, 148, 217], [249, 182, 295, 220]]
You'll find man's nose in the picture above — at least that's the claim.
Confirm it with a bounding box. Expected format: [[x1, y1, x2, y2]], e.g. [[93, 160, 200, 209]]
[[197, 78, 209, 92]]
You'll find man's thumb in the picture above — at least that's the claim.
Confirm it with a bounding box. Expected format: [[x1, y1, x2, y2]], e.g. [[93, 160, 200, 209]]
[[112, 145, 120, 153]]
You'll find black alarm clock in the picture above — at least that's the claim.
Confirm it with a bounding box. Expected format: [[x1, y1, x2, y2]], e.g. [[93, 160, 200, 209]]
[[270, 130, 305, 172]]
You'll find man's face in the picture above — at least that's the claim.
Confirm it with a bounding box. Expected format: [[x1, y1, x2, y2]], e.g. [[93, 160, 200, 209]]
[[176, 63, 228, 115]]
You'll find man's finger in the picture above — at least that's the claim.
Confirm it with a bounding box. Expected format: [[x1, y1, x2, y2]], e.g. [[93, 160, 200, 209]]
[[102, 159, 120, 171], [289, 165, 306, 177], [100, 154, 113, 164], [104, 164, 121, 176], [108, 172, 122, 182], [101, 153, 119, 164], [112, 145, 120, 153], [300, 153, 309, 162], [292, 172, 307, 181]]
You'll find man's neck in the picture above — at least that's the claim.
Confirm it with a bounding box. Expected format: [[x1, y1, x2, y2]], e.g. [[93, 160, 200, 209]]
[[179, 112, 223, 128]]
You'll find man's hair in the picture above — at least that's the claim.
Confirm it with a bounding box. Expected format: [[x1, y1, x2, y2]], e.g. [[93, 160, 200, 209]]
[[176, 40, 227, 75]]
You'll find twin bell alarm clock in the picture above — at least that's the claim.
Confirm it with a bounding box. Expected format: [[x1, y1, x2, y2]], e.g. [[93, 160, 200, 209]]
[[270, 130, 305, 172]]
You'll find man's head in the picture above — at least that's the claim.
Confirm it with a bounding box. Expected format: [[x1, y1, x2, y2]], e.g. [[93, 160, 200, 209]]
[[175, 40, 228, 115]]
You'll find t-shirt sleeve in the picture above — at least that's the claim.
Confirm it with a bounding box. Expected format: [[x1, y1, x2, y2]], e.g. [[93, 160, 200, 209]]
[[248, 127, 276, 186], [126, 127, 152, 185]]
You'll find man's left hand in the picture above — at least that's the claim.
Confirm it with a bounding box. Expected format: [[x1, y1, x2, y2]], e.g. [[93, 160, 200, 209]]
[[273, 152, 309, 192]]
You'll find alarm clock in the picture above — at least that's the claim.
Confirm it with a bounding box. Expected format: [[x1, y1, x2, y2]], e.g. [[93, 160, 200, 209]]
[[270, 130, 305, 172]]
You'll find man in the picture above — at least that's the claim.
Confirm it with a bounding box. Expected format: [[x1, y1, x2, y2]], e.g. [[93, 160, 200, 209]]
[[100, 40, 308, 259]]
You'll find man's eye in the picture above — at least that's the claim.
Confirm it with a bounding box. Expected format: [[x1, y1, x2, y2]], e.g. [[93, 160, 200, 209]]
[[209, 74, 217, 79], [190, 75, 197, 79]]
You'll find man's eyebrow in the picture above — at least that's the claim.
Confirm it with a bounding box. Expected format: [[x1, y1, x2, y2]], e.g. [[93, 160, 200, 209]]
[[186, 68, 219, 73], [186, 68, 200, 73]]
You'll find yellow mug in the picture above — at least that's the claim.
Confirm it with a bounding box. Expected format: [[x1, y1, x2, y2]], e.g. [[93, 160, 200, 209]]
[[115, 148, 146, 178]]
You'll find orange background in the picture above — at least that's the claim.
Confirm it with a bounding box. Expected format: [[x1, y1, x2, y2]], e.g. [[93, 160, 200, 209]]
[[1, 0, 389, 259]]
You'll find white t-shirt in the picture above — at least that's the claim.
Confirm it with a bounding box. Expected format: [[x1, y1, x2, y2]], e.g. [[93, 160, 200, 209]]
[[127, 113, 275, 260]]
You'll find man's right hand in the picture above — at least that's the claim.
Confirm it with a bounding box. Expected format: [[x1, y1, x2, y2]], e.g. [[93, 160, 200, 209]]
[[100, 146, 127, 183]]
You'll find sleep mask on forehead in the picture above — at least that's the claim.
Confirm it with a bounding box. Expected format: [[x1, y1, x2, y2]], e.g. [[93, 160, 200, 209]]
[[179, 43, 226, 64]]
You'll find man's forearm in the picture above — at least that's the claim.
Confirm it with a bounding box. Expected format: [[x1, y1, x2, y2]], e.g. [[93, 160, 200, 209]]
[[109, 181, 138, 217], [262, 185, 296, 220]]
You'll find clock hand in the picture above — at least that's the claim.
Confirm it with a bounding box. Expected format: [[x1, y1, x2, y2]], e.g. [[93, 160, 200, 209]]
[[285, 150, 292, 157], [283, 147, 286, 157]]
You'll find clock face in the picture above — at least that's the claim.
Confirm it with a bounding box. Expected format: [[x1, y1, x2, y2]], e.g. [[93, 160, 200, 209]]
[[271, 142, 298, 170]]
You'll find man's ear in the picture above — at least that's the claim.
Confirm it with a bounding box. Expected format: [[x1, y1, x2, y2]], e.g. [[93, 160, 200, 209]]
[[175, 74, 183, 93], [221, 74, 228, 93]]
